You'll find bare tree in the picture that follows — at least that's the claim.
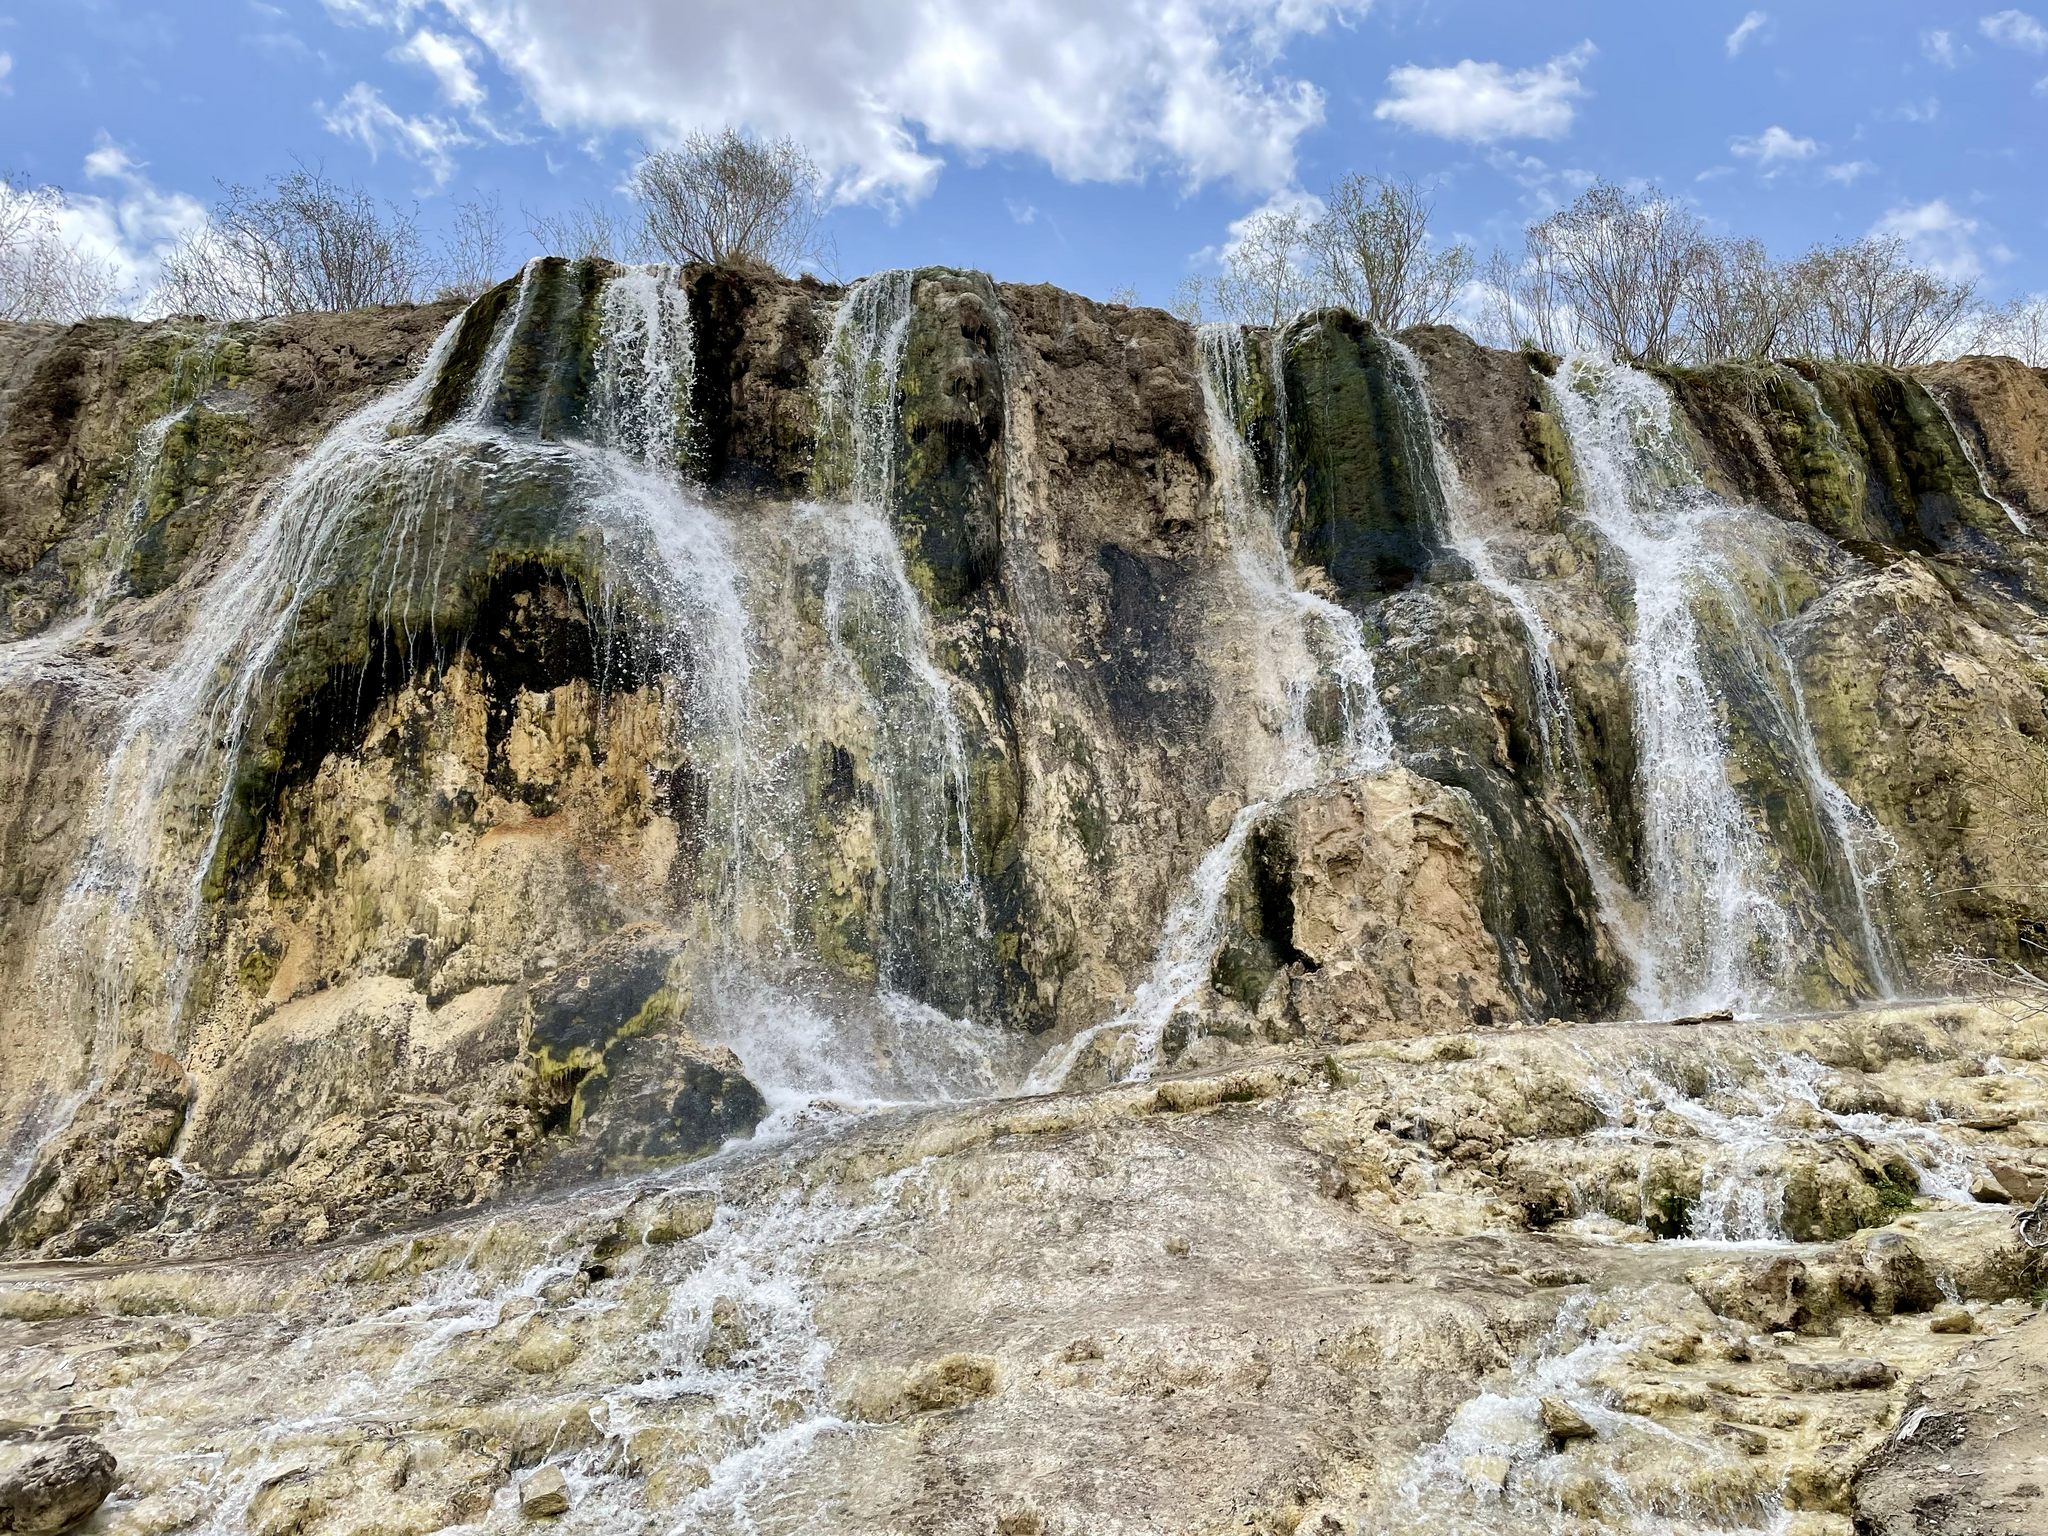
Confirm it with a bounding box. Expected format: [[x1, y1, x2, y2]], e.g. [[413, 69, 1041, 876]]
[[1170, 275, 1207, 325], [1971, 294, 2048, 366], [1783, 236, 1976, 367], [1527, 182, 1705, 366], [1684, 237, 1800, 361], [633, 129, 822, 272], [1478, 246, 1573, 355], [1311, 174, 1473, 331], [0, 179, 125, 321], [1208, 207, 1322, 328], [155, 167, 425, 318], [524, 198, 635, 263], [435, 191, 509, 301]]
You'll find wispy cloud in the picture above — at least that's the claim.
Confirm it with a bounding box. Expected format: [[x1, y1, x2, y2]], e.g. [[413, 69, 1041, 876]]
[[1921, 29, 1959, 65], [321, 82, 471, 185], [1980, 9, 2048, 50], [1873, 198, 1992, 282], [1894, 97, 1941, 123], [0, 52, 12, 94], [1823, 160, 1875, 184], [56, 136, 209, 298], [1726, 11, 1769, 56], [1729, 124, 1819, 170], [393, 29, 484, 109], [1375, 43, 1594, 143]]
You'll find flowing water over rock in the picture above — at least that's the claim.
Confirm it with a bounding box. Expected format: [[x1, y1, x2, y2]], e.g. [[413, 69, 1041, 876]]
[[1546, 358, 1895, 1018], [1, 275, 2045, 1535]]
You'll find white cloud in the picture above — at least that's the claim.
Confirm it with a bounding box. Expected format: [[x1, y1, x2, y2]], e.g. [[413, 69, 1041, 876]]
[[394, 29, 485, 109], [1725, 11, 1768, 56], [1374, 43, 1594, 144], [54, 138, 209, 299], [1981, 9, 2048, 50], [1823, 159, 1875, 184], [1873, 198, 1987, 282], [1729, 124, 1819, 169], [0, 52, 12, 93], [1921, 29, 1958, 65], [319, 0, 1363, 205], [322, 82, 471, 185], [1894, 97, 1941, 123]]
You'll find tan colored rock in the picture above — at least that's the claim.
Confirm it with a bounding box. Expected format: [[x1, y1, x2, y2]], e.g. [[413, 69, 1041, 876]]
[[1276, 769, 1519, 1037], [0, 1438, 116, 1533], [518, 1465, 569, 1519], [1538, 1395, 1595, 1441]]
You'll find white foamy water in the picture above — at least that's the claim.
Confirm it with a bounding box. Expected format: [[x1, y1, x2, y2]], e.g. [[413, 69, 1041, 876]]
[[1547, 358, 1898, 1017]]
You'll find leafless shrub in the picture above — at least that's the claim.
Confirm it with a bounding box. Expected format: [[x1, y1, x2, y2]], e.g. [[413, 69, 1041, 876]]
[[435, 192, 509, 301], [524, 198, 635, 263], [633, 129, 822, 272], [1526, 182, 1703, 366], [0, 179, 125, 321], [155, 167, 425, 318], [1311, 174, 1472, 331], [1783, 236, 1976, 367], [1170, 275, 1208, 325], [1207, 207, 1322, 328], [1938, 950, 2048, 1018], [1478, 246, 1573, 354], [1970, 293, 2048, 366], [1685, 237, 1801, 362], [1105, 283, 1140, 307]]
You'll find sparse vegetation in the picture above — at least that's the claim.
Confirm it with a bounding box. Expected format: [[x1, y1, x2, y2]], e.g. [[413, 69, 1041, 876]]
[[632, 128, 822, 273], [1312, 174, 1473, 332], [155, 167, 428, 319], [0, 178, 125, 321], [1479, 180, 1983, 367]]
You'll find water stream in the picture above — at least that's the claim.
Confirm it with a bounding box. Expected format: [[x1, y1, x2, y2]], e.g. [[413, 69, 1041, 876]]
[[1546, 359, 1895, 1017], [1026, 323, 1397, 1088]]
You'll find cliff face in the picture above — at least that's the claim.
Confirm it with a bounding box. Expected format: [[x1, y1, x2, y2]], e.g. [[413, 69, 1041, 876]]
[[2, 265, 2048, 1536], [0, 264, 2044, 1261]]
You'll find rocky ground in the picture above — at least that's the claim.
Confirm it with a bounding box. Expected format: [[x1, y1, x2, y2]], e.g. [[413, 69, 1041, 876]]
[[1, 999, 2043, 1536]]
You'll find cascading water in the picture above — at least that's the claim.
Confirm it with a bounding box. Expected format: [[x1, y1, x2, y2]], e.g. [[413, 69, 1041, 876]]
[[1027, 324, 1396, 1088], [1387, 338, 1650, 981], [1546, 358, 1897, 1016], [3, 264, 764, 1191], [1929, 385, 2031, 535], [799, 270, 989, 1018]]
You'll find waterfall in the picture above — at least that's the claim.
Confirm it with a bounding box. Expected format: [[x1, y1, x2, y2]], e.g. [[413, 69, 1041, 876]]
[[1026, 325, 1397, 1089], [802, 272, 989, 1015], [3, 263, 764, 1196], [1200, 323, 1392, 779], [1547, 358, 1895, 1015], [1927, 386, 2031, 535], [1387, 338, 1649, 983]]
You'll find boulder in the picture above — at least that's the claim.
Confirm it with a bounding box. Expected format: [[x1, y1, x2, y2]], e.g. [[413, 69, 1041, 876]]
[[0, 1439, 116, 1533]]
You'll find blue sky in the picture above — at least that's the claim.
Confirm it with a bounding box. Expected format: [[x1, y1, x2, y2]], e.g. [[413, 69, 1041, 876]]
[[4, 0, 2044, 305]]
